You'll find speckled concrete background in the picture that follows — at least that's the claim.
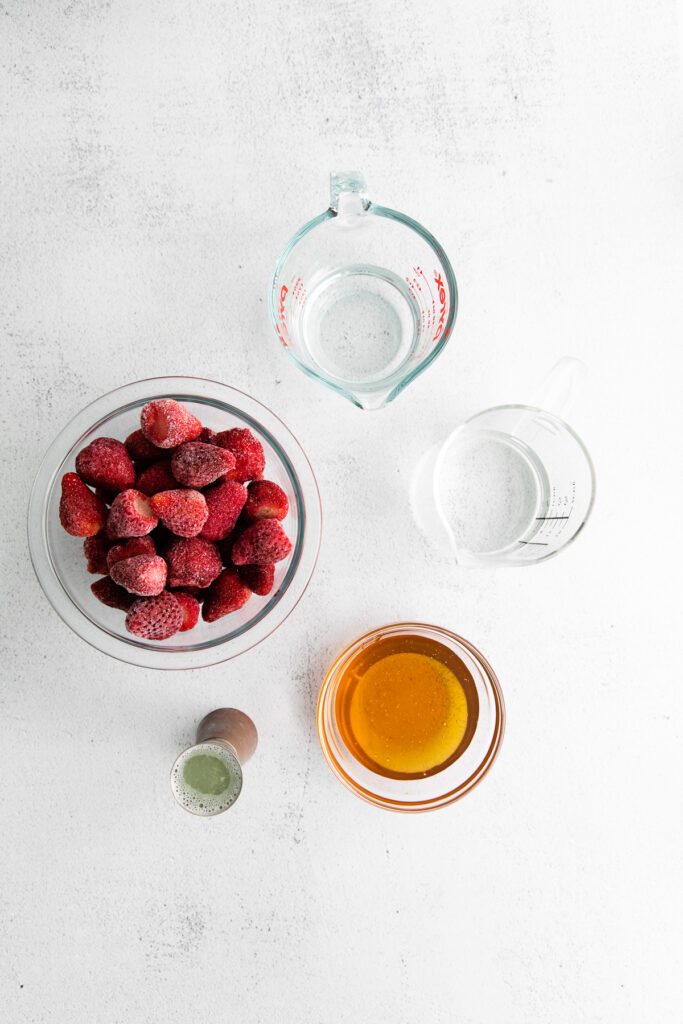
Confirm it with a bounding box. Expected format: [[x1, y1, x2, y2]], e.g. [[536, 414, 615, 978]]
[[1, 2, 682, 1021]]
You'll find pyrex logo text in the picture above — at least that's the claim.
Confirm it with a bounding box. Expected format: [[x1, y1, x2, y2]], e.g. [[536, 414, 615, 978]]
[[275, 285, 289, 347], [434, 273, 447, 340]]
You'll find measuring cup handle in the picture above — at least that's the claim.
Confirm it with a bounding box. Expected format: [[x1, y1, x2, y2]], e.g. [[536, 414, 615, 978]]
[[329, 171, 370, 215], [530, 356, 587, 419]]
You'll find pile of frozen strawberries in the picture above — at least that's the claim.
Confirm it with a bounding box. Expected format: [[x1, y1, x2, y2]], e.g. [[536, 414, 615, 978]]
[[58, 398, 292, 640]]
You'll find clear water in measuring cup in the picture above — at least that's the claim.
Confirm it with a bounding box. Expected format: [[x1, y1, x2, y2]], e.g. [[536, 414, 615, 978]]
[[300, 265, 420, 384], [439, 430, 551, 556]]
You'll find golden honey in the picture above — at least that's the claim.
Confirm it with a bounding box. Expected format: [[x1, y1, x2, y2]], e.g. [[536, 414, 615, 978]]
[[335, 633, 479, 779]]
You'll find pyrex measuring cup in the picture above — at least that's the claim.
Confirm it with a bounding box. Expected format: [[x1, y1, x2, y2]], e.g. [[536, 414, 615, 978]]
[[269, 172, 457, 410], [412, 358, 596, 566]]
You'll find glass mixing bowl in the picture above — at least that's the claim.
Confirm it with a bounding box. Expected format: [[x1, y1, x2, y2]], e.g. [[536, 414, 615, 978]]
[[317, 623, 505, 812], [28, 377, 322, 670]]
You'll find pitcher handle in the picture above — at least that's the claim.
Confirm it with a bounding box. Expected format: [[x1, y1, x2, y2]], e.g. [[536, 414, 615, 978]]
[[530, 356, 587, 419], [329, 171, 370, 215]]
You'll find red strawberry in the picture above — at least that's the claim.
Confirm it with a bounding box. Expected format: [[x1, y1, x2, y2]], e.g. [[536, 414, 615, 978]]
[[136, 460, 177, 497], [243, 480, 289, 522], [174, 590, 200, 631], [150, 489, 208, 538], [214, 428, 265, 483], [107, 489, 158, 538], [125, 591, 183, 640], [200, 479, 247, 542], [125, 429, 166, 463], [59, 473, 107, 537], [238, 563, 275, 596], [106, 535, 156, 571], [171, 584, 203, 600], [165, 537, 222, 588], [75, 437, 136, 492], [83, 534, 111, 574], [110, 554, 167, 596], [94, 486, 118, 507], [231, 520, 292, 565], [202, 568, 251, 622], [91, 576, 135, 611], [171, 443, 236, 488], [140, 399, 202, 449], [198, 427, 217, 444]]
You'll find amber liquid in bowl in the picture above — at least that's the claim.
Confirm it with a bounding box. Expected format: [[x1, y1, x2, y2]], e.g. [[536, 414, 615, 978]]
[[334, 633, 479, 780]]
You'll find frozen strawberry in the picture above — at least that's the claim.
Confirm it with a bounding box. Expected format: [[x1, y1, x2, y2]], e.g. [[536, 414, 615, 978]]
[[125, 429, 165, 463], [231, 519, 292, 565], [94, 486, 118, 506], [106, 535, 156, 571], [238, 563, 275, 596], [107, 489, 158, 538], [83, 534, 111, 574], [217, 532, 238, 565], [174, 590, 200, 631], [171, 584, 203, 602], [125, 591, 182, 640], [150, 489, 208, 537], [136, 460, 177, 497], [202, 568, 251, 622], [243, 480, 289, 522], [165, 536, 222, 588], [59, 473, 107, 537], [110, 554, 167, 596], [140, 399, 202, 449], [91, 576, 135, 611], [75, 437, 136, 492], [214, 428, 265, 483], [199, 479, 247, 542], [171, 443, 235, 489], [198, 427, 217, 444]]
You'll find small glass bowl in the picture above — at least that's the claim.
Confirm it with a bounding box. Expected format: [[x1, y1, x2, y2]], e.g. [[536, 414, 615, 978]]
[[317, 623, 505, 812], [28, 377, 322, 670]]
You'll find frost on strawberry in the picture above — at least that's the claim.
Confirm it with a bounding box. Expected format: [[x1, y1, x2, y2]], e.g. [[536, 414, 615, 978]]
[[214, 427, 265, 483], [59, 473, 107, 537], [150, 489, 208, 538], [136, 460, 177, 497], [75, 437, 136, 492], [140, 399, 202, 449], [106, 536, 156, 571], [231, 519, 292, 565], [107, 489, 158, 538], [165, 537, 222, 589], [109, 554, 168, 596], [171, 442, 236, 488], [125, 591, 183, 640]]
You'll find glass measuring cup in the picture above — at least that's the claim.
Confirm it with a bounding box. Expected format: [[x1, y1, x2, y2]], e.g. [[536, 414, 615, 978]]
[[412, 358, 596, 566], [269, 172, 457, 410]]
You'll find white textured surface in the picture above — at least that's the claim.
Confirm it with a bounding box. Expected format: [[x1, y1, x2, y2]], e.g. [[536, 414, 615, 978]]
[[1, 2, 682, 1021]]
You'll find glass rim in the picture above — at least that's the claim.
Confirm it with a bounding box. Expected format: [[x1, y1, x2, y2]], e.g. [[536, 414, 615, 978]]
[[170, 740, 243, 817], [317, 622, 505, 812]]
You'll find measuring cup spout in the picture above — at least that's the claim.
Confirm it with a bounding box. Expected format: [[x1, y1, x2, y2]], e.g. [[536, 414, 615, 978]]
[[329, 171, 370, 216], [350, 385, 396, 411]]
